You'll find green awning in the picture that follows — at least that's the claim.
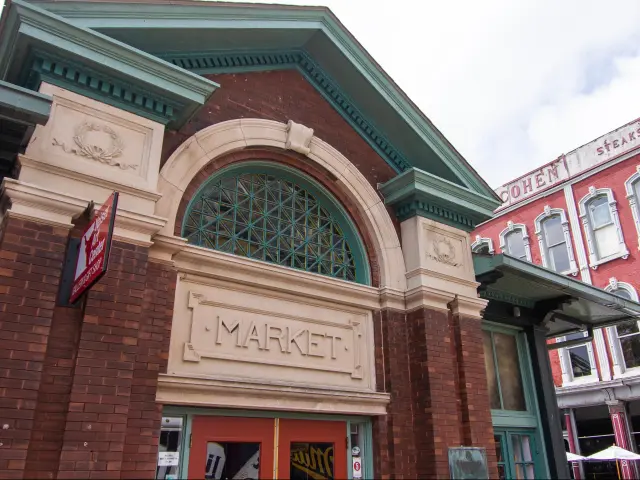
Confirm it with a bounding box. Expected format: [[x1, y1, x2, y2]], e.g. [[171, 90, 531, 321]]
[[473, 254, 640, 338]]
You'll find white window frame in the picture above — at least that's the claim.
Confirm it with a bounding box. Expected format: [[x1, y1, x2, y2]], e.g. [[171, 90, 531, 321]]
[[604, 278, 640, 378], [624, 166, 640, 246], [578, 187, 629, 269], [558, 332, 599, 386], [534, 205, 578, 276], [471, 235, 494, 254], [498, 221, 532, 261]]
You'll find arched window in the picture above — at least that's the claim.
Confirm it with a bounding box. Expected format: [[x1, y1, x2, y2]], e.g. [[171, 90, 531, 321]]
[[534, 206, 577, 275], [605, 278, 640, 376], [578, 187, 628, 268], [182, 162, 369, 284], [624, 166, 640, 246], [471, 235, 494, 255], [499, 222, 532, 261]]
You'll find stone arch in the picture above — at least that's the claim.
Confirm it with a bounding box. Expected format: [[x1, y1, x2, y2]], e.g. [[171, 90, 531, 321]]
[[155, 118, 406, 291]]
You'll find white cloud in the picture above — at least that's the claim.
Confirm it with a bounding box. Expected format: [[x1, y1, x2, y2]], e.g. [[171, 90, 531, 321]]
[[5, 0, 640, 188]]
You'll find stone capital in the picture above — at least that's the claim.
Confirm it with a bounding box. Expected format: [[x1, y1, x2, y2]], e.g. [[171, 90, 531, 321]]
[[448, 295, 488, 319], [2, 178, 88, 229]]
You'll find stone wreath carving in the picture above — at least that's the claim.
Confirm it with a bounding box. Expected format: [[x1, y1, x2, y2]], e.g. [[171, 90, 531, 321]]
[[52, 122, 136, 170], [429, 236, 460, 267]]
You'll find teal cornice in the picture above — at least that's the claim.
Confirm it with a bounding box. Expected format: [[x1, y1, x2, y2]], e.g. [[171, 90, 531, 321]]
[[380, 167, 500, 231], [0, 0, 219, 127], [162, 49, 410, 173], [23, 52, 183, 125], [33, 1, 499, 200], [0, 79, 51, 126]]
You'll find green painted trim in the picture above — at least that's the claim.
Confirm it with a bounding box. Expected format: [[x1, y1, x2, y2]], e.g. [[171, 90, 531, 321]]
[[37, 1, 500, 199], [181, 161, 371, 285], [163, 405, 370, 423], [474, 253, 640, 314], [521, 331, 551, 479], [346, 420, 374, 480], [0, 79, 51, 125], [479, 288, 537, 309], [24, 52, 182, 125], [0, 0, 218, 127], [162, 49, 409, 174], [380, 167, 500, 231]]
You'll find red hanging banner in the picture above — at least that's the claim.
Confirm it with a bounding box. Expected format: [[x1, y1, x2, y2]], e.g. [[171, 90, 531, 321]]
[[70, 192, 119, 304]]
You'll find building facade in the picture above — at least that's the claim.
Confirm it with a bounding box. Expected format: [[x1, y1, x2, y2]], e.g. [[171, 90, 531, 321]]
[[473, 117, 640, 478], [0, 1, 516, 479]]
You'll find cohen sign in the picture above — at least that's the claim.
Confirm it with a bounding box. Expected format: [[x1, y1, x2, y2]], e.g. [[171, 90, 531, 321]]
[[70, 192, 119, 303]]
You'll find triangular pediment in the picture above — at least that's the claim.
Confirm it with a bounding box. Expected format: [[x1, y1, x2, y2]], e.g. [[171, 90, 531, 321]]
[[21, 0, 499, 208]]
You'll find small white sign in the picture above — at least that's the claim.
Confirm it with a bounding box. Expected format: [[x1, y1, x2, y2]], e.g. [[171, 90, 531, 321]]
[[158, 451, 180, 467], [352, 456, 363, 479]]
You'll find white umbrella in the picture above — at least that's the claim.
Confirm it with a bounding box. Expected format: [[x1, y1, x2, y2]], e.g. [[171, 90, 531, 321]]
[[566, 452, 586, 462], [586, 445, 640, 461]]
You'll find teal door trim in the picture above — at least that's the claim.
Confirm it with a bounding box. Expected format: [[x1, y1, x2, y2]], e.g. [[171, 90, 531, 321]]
[[483, 321, 550, 479], [162, 406, 374, 479]]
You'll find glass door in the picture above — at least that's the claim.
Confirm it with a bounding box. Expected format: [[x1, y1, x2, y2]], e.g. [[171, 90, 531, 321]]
[[278, 419, 347, 480], [188, 416, 275, 479], [494, 430, 539, 479]]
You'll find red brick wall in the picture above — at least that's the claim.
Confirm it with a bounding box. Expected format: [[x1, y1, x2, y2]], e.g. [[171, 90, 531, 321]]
[[373, 305, 498, 479], [547, 340, 563, 387], [473, 188, 570, 266], [373, 309, 416, 479], [0, 216, 69, 479], [161, 70, 396, 192]]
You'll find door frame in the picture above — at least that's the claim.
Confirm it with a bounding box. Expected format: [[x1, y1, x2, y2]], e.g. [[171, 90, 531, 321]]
[[162, 406, 374, 480], [494, 428, 543, 480]]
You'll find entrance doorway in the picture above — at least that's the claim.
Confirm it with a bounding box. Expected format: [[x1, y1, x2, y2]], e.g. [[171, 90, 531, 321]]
[[189, 415, 347, 479], [494, 429, 540, 480]]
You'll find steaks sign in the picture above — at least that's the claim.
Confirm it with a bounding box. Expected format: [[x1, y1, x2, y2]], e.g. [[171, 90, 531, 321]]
[[70, 192, 119, 303]]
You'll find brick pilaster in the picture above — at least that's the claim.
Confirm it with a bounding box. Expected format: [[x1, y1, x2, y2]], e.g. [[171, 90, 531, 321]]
[[450, 309, 499, 478], [0, 217, 69, 479], [372, 309, 416, 479], [407, 306, 462, 479], [121, 259, 177, 478], [58, 242, 151, 479]]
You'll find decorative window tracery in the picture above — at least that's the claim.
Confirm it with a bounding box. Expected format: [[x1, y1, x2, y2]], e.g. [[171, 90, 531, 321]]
[[182, 163, 369, 284], [498, 222, 532, 261], [534, 206, 577, 275], [578, 187, 628, 268]]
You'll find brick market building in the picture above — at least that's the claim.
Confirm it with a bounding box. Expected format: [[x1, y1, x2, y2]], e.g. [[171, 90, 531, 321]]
[[0, 1, 636, 479], [473, 117, 640, 479]]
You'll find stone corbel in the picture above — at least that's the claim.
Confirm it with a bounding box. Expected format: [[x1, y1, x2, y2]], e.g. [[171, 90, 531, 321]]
[[405, 285, 454, 312], [149, 234, 188, 264], [112, 208, 167, 247], [2, 178, 88, 229], [285, 120, 314, 155], [448, 295, 488, 320]]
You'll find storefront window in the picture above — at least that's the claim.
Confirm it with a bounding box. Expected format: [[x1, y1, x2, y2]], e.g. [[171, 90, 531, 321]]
[[483, 330, 526, 411], [156, 417, 184, 480], [290, 442, 334, 480], [205, 442, 260, 479]]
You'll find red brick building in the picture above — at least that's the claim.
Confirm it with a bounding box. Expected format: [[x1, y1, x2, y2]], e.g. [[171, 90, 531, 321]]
[[473, 118, 640, 479], [2, 1, 633, 479]]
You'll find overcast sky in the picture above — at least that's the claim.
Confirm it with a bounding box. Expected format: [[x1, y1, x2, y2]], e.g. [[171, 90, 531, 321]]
[[8, 0, 640, 188], [222, 0, 640, 188]]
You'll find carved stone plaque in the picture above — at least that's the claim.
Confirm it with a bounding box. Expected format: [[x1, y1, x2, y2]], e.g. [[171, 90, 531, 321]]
[[184, 291, 363, 379]]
